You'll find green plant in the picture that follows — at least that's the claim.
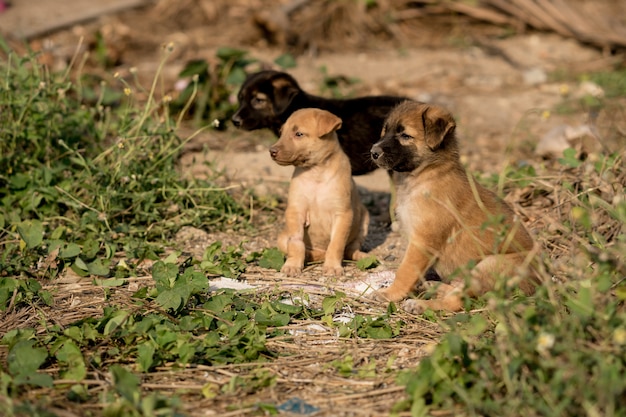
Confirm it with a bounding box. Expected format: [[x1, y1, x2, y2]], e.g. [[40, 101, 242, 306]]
[[0, 48, 248, 295], [395, 150, 626, 417], [587, 68, 626, 98], [318, 65, 361, 98], [169, 49, 299, 128], [256, 247, 286, 271], [169, 47, 255, 128], [322, 292, 403, 339]]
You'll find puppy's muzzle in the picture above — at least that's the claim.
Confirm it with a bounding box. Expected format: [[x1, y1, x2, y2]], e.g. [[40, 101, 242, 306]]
[[370, 144, 383, 161], [269, 146, 279, 160], [231, 113, 242, 128]]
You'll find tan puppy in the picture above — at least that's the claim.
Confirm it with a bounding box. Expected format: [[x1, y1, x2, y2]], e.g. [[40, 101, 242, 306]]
[[270, 108, 370, 276], [370, 101, 539, 313]]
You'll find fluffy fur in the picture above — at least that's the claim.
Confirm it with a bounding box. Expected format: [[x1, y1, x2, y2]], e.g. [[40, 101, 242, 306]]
[[370, 101, 540, 312], [271, 108, 370, 276], [232, 70, 408, 175]]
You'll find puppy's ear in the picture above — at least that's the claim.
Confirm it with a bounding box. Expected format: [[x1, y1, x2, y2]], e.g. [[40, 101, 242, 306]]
[[316, 110, 342, 138], [271, 75, 300, 114], [422, 106, 456, 150]]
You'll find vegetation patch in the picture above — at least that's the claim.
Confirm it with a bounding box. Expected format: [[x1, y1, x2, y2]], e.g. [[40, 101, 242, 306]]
[[1, 32, 625, 417]]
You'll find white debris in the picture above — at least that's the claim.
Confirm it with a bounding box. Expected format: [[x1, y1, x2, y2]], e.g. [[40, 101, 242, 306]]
[[280, 296, 310, 307], [575, 81, 604, 98], [523, 67, 548, 86], [332, 312, 356, 324], [208, 277, 256, 291], [288, 323, 330, 337], [339, 270, 395, 295], [535, 124, 595, 158]]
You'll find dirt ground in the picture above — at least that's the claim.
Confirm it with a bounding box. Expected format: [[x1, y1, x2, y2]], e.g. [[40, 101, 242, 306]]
[[3, 0, 625, 415]]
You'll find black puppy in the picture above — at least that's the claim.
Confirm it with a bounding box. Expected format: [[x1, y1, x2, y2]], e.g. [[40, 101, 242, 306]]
[[231, 70, 409, 175]]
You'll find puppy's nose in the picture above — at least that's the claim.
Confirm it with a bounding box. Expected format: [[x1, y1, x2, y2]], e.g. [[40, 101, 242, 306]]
[[231, 114, 242, 127], [371, 145, 382, 161], [269, 147, 278, 159]]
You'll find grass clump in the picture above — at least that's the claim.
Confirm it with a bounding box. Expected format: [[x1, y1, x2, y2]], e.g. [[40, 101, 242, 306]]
[[0, 49, 247, 285], [0, 46, 408, 416], [396, 150, 626, 416]]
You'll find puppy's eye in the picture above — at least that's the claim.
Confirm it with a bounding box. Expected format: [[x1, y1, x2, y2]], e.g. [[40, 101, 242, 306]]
[[251, 97, 267, 107], [400, 132, 413, 140], [294, 131, 304, 138]]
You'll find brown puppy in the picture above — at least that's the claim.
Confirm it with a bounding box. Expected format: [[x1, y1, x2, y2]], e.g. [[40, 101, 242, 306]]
[[271, 108, 369, 276], [233, 70, 409, 176], [370, 101, 540, 313]]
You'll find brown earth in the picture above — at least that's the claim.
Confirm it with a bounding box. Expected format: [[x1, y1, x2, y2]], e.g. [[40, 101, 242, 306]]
[[2, 0, 625, 415]]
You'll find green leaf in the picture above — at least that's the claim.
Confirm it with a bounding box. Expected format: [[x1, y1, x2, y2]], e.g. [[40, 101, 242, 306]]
[[154, 267, 208, 311], [255, 310, 290, 327], [178, 59, 209, 78], [110, 365, 141, 405], [7, 340, 49, 380], [363, 323, 392, 339], [136, 342, 156, 372], [88, 259, 110, 276], [95, 278, 126, 287], [152, 261, 179, 290], [70, 263, 89, 277], [204, 293, 233, 313], [558, 147, 581, 168], [616, 284, 626, 300], [273, 301, 302, 315], [16, 219, 44, 249], [64, 326, 83, 343], [104, 310, 130, 335], [82, 239, 100, 260], [274, 53, 297, 69], [466, 314, 489, 336], [226, 67, 247, 85], [59, 242, 81, 259], [322, 292, 346, 315], [163, 251, 180, 264], [356, 255, 379, 271], [155, 288, 185, 311], [74, 257, 89, 271], [0, 278, 20, 310], [566, 286, 593, 319], [200, 242, 246, 278], [13, 372, 54, 388], [596, 273, 613, 293], [55, 340, 87, 381], [258, 248, 285, 271], [10, 173, 30, 190], [216, 47, 247, 62], [39, 290, 53, 306], [180, 268, 209, 293]]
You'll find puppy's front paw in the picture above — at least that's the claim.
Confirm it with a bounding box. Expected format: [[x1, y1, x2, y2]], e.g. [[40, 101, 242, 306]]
[[402, 299, 428, 315], [281, 262, 303, 276], [322, 263, 344, 276], [371, 287, 406, 303]]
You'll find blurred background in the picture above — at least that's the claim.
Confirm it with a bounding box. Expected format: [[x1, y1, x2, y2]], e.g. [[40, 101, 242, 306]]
[[1, 0, 625, 179]]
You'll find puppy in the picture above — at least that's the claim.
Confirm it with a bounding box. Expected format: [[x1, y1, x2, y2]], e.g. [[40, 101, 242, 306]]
[[271, 108, 369, 276], [370, 101, 540, 313], [232, 70, 408, 176]]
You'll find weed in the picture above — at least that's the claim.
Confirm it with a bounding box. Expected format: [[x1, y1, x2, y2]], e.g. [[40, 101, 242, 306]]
[[396, 150, 626, 417], [318, 65, 361, 98], [170, 49, 297, 127], [587, 68, 626, 98], [0, 47, 248, 302]]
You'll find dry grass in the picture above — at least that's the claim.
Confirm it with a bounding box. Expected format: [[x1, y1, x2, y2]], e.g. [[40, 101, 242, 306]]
[[1, 1, 625, 415], [2, 142, 624, 415]]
